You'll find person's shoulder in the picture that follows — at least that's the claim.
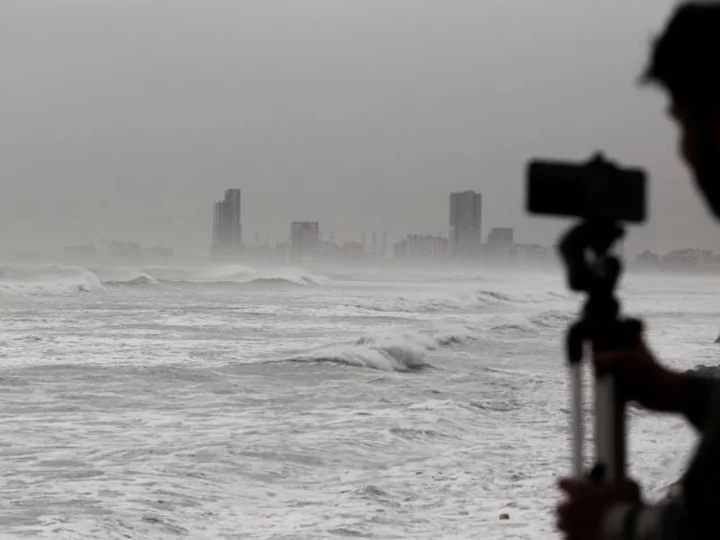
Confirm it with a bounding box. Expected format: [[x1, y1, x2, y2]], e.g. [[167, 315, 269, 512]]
[[664, 481, 683, 501]]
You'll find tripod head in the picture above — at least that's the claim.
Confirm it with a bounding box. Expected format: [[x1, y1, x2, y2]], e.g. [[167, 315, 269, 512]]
[[559, 219, 623, 296]]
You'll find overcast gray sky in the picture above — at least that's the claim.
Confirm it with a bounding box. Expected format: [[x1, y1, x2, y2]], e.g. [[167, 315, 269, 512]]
[[1, 0, 714, 257]]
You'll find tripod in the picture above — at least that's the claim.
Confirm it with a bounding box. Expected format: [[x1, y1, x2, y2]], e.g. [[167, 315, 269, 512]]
[[559, 220, 643, 482]]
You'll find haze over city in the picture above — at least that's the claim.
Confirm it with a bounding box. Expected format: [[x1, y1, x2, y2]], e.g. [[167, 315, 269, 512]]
[[2, 0, 716, 258]]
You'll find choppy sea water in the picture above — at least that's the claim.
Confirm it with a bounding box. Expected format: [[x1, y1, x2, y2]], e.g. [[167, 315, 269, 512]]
[[0, 262, 716, 539]]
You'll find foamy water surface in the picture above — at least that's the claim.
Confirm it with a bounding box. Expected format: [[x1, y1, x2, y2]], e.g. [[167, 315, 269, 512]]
[[0, 262, 714, 539]]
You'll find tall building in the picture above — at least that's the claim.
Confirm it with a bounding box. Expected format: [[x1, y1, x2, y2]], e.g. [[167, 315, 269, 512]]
[[486, 227, 515, 258], [487, 227, 514, 246], [290, 221, 320, 256], [450, 191, 482, 255], [212, 189, 243, 253]]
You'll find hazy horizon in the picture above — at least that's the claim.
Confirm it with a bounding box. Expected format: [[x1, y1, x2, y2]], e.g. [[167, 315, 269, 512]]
[[3, 0, 717, 258]]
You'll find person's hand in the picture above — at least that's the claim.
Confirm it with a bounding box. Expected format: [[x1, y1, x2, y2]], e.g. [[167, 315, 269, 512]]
[[557, 478, 640, 540], [594, 336, 684, 413]]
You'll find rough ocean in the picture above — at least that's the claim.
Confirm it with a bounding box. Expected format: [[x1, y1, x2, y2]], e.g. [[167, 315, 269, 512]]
[[0, 262, 714, 540]]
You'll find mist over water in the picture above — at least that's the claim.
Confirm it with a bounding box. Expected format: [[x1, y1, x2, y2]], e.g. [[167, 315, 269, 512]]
[[0, 260, 708, 538]]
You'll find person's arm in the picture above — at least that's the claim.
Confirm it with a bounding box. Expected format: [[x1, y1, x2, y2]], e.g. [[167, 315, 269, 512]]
[[601, 377, 720, 540], [674, 373, 717, 432], [676, 376, 720, 538]]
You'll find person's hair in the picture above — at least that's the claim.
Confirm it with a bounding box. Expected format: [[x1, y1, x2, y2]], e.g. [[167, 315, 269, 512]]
[[643, 2, 720, 106]]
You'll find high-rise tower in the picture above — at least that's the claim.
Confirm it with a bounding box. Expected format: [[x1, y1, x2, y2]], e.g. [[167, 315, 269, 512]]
[[450, 191, 482, 256], [211, 189, 243, 253]]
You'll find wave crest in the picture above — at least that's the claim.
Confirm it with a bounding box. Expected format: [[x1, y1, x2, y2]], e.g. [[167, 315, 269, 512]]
[[291, 327, 476, 372], [530, 310, 574, 328], [0, 265, 104, 296], [489, 309, 575, 336], [97, 268, 158, 287], [0, 263, 330, 295], [172, 265, 329, 287], [353, 288, 566, 313]]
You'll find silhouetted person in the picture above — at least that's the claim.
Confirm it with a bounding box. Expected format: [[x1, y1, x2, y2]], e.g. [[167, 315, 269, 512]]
[[556, 3, 720, 540]]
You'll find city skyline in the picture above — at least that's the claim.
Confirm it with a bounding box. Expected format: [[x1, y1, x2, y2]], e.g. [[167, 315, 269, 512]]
[[54, 184, 720, 269], [206, 187, 508, 257], [51, 181, 720, 263]]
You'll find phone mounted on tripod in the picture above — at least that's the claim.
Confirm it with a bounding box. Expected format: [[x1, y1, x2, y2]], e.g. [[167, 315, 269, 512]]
[[525, 152, 648, 482]]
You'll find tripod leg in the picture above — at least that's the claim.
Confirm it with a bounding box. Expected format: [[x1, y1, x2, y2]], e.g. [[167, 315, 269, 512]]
[[570, 361, 584, 478], [594, 369, 625, 482], [592, 319, 642, 482], [567, 322, 585, 478]]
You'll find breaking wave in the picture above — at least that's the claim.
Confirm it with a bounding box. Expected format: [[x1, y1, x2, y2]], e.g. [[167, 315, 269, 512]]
[[530, 309, 575, 328], [96, 268, 158, 287], [0, 265, 104, 296], [0, 263, 329, 295], [290, 326, 477, 372], [489, 309, 575, 335], [353, 289, 567, 313], [165, 265, 330, 287], [104, 275, 157, 287]]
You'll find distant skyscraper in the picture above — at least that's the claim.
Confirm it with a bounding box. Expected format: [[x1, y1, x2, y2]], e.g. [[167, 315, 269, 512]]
[[212, 189, 243, 253], [450, 191, 482, 256], [487, 227, 514, 246], [290, 222, 320, 256], [487, 227, 514, 257]]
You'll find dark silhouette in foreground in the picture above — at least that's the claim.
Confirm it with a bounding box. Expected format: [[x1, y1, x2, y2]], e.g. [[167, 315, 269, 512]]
[[556, 3, 720, 540]]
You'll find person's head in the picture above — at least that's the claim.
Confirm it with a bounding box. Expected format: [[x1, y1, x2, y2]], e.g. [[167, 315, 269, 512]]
[[643, 2, 720, 218]]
